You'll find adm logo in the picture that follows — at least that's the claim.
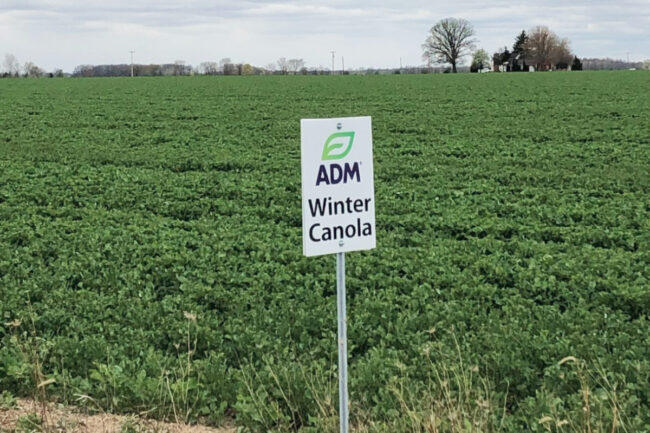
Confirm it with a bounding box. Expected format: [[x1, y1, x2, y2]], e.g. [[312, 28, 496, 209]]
[[316, 131, 360, 186]]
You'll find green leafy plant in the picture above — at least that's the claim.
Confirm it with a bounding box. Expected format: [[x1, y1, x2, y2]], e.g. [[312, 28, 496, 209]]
[[0, 72, 649, 431], [16, 413, 42, 433], [0, 390, 17, 409]]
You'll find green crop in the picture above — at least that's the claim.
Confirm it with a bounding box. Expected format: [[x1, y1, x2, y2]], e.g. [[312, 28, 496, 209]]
[[0, 72, 649, 432]]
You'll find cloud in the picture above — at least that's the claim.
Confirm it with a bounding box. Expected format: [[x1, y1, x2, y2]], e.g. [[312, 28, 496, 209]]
[[1, 0, 648, 71]]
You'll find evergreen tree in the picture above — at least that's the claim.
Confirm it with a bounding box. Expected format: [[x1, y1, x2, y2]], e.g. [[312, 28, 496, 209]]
[[492, 47, 511, 71], [512, 30, 528, 71], [572, 56, 583, 71], [513, 30, 528, 55]]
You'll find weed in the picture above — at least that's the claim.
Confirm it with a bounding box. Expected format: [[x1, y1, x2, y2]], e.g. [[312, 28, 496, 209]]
[[0, 390, 17, 410], [534, 356, 626, 433], [16, 412, 42, 433], [120, 416, 170, 433]]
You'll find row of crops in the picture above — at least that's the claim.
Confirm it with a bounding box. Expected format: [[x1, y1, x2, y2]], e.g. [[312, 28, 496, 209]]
[[1, 72, 649, 432]]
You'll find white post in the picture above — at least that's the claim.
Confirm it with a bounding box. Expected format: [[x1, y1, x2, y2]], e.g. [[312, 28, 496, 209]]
[[336, 251, 348, 433]]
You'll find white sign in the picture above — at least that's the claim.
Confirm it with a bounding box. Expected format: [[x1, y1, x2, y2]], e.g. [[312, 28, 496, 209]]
[[301, 116, 376, 257]]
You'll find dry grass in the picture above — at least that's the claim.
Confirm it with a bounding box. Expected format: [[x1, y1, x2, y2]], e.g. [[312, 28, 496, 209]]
[[0, 399, 235, 433]]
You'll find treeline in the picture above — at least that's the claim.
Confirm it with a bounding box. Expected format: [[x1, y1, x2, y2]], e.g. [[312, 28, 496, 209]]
[[1, 54, 64, 78], [582, 58, 645, 70], [73, 63, 192, 77], [74, 58, 320, 77], [2, 52, 649, 79]]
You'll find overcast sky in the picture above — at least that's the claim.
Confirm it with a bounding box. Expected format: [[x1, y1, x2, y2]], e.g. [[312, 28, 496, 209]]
[[1, 0, 648, 72]]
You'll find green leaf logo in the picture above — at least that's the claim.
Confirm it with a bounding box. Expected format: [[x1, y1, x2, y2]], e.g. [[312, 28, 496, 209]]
[[322, 132, 355, 160]]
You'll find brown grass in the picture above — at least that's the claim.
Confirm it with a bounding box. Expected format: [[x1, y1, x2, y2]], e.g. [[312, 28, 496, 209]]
[[0, 399, 235, 433]]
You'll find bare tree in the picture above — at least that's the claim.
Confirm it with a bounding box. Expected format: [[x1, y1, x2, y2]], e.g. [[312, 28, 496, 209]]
[[199, 61, 218, 75], [287, 58, 306, 74], [23, 61, 44, 77], [218, 58, 237, 75], [524, 26, 573, 71], [264, 63, 277, 74], [277, 57, 289, 75], [524, 26, 555, 70], [173, 60, 188, 76], [218, 58, 231, 73], [422, 18, 477, 73], [3, 53, 20, 77], [73, 65, 95, 77], [552, 38, 573, 69]]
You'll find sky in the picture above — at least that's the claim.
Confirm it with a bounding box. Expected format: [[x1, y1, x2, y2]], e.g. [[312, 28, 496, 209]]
[[1, 0, 648, 72]]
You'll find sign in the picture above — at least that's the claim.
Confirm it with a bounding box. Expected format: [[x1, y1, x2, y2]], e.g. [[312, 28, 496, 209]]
[[301, 116, 376, 257]]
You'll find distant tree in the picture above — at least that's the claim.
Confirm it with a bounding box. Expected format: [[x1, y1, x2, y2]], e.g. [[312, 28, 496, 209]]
[[524, 26, 573, 71], [513, 30, 527, 53], [218, 58, 236, 75], [218, 58, 231, 74], [571, 56, 583, 71], [199, 61, 218, 75], [422, 18, 477, 73], [53, 69, 64, 78], [151, 65, 163, 76], [277, 57, 289, 75], [207, 62, 219, 75], [511, 30, 528, 71], [23, 61, 44, 77], [524, 26, 554, 70], [224, 64, 237, 75], [73, 65, 95, 77], [173, 60, 186, 76], [581, 58, 642, 70], [241, 63, 254, 75], [470, 49, 490, 72], [3, 53, 20, 77], [264, 63, 277, 74], [552, 38, 573, 69], [287, 58, 306, 74], [644, 59, 650, 70]]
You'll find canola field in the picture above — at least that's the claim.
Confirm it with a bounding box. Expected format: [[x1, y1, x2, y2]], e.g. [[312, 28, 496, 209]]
[[1, 72, 649, 432]]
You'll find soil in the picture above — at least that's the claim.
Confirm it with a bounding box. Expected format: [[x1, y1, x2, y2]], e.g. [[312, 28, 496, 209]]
[[0, 399, 236, 433]]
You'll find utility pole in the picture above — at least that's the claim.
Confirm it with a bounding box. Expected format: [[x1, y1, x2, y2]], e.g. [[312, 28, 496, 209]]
[[130, 50, 135, 77], [331, 51, 335, 75], [342, 56, 345, 74], [627, 52, 630, 64]]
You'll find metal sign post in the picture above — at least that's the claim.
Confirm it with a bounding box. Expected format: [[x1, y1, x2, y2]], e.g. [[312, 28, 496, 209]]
[[336, 251, 348, 433]]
